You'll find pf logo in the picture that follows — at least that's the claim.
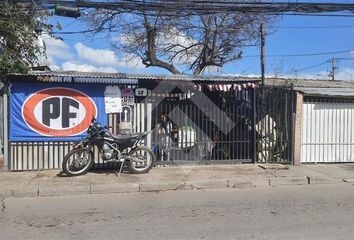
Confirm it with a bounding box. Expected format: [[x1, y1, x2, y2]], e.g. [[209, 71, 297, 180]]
[[22, 88, 97, 137]]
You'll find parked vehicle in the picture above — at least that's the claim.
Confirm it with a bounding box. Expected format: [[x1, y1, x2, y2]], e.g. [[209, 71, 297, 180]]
[[62, 118, 155, 176]]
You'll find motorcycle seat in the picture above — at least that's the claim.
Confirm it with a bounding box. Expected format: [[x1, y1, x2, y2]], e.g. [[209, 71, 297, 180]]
[[111, 132, 146, 141]]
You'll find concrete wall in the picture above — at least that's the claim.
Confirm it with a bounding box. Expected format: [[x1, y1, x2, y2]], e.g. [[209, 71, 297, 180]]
[[293, 92, 303, 165]]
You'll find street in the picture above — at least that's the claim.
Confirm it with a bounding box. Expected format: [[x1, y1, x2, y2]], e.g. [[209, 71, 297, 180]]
[[0, 184, 354, 240]]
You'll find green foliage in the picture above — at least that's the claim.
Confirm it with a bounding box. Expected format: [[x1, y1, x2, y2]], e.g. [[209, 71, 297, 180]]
[[0, 56, 28, 74], [0, 1, 51, 74]]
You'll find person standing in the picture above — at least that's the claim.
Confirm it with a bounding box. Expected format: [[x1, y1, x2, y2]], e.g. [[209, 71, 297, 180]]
[[157, 113, 173, 161]]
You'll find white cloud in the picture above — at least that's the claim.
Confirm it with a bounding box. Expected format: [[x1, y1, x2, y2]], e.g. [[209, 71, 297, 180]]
[[332, 68, 354, 81], [75, 42, 119, 66], [281, 69, 354, 81], [110, 36, 121, 42], [74, 42, 145, 70], [120, 29, 199, 66], [43, 35, 73, 64], [49, 64, 61, 71], [33, 34, 148, 72], [118, 54, 145, 69], [61, 61, 118, 73], [157, 28, 199, 65]]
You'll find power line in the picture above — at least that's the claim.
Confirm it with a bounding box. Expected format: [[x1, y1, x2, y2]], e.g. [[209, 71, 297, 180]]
[[49, 28, 111, 35], [60, 19, 79, 30], [278, 24, 354, 29], [24, 1, 354, 18], [49, 22, 354, 35], [286, 60, 330, 74], [286, 57, 353, 79], [243, 49, 354, 58], [333, 57, 354, 60], [49, 19, 144, 34], [51, 24, 354, 35], [273, 13, 354, 18]]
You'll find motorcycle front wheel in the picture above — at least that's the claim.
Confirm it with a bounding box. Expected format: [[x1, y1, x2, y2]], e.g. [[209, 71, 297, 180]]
[[62, 148, 93, 176], [128, 146, 155, 174]]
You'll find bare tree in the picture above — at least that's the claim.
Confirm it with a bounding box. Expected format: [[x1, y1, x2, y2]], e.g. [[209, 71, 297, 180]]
[[86, 4, 274, 75]]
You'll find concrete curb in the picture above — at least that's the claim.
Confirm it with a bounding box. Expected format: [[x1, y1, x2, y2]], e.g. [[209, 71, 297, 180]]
[[38, 185, 91, 197], [269, 177, 308, 187], [228, 179, 269, 188], [139, 181, 185, 192], [186, 179, 228, 190], [307, 177, 345, 185], [0, 176, 352, 199], [0, 187, 38, 198], [91, 183, 140, 194]]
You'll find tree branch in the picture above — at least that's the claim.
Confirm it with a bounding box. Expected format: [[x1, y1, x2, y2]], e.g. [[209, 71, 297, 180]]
[[142, 16, 181, 74]]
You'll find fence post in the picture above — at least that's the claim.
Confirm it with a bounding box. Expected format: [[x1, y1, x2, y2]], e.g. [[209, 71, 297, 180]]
[[293, 91, 303, 165], [2, 77, 10, 171], [252, 88, 257, 163]]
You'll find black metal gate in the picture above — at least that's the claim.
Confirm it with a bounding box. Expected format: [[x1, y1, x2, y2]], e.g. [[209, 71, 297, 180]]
[[254, 86, 295, 163], [150, 89, 254, 164], [149, 84, 295, 164]]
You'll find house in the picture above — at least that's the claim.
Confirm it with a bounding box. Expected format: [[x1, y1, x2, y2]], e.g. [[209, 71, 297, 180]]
[[1, 71, 351, 171], [1, 71, 264, 171], [267, 78, 354, 164]]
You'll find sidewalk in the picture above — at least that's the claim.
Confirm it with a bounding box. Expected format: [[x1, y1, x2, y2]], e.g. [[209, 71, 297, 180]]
[[1, 163, 354, 198]]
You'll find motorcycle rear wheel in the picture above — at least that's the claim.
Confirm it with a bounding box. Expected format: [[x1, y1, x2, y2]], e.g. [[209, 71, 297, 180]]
[[62, 148, 93, 176], [128, 146, 155, 174]]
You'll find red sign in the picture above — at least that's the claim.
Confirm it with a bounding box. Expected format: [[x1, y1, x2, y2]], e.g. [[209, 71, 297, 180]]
[[22, 88, 97, 137]]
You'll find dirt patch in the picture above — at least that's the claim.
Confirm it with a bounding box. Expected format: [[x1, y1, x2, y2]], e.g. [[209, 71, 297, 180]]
[[32, 171, 58, 179], [258, 164, 289, 170]]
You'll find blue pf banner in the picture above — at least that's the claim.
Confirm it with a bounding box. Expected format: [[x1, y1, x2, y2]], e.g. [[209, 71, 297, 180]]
[[10, 82, 107, 141]]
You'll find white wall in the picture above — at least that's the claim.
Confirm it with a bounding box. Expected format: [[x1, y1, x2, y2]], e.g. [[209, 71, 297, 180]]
[[301, 101, 354, 163]]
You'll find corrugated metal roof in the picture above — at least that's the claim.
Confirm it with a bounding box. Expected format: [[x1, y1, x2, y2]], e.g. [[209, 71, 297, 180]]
[[74, 77, 138, 84], [265, 78, 354, 89], [8, 71, 261, 83], [8, 71, 354, 90], [294, 87, 354, 97], [9, 71, 138, 84]]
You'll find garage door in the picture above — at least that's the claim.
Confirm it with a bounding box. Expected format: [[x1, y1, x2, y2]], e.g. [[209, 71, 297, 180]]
[[301, 97, 354, 163]]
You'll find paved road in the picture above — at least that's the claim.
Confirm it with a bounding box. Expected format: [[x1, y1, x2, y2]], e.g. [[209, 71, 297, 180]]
[[1, 184, 354, 240]]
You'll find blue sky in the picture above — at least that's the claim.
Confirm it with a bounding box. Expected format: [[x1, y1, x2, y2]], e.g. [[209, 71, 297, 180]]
[[43, 1, 354, 80]]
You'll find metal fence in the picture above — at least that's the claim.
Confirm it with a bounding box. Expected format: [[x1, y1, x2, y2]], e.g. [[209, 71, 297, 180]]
[[10, 141, 72, 170], [9, 105, 150, 171], [255, 86, 295, 163], [149, 89, 255, 164], [8, 85, 295, 170], [0, 92, 3, 155], [149, 85, 295, 165]]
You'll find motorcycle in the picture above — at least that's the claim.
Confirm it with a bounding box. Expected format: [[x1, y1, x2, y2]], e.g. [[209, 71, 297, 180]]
[[62, 118, 155, 176]]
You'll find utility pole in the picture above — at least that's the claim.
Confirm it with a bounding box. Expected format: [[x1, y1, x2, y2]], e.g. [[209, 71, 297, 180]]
[[329, 58, 338, 81], [260, 23, 265, 85]]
